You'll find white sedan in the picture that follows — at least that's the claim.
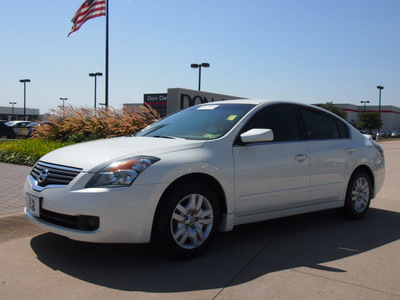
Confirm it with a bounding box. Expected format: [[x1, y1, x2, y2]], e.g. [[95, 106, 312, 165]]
[[24, 100, 385, 258]]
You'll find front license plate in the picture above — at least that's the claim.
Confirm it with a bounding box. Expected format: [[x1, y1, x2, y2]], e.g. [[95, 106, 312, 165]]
[[26, 193, 41, 217]]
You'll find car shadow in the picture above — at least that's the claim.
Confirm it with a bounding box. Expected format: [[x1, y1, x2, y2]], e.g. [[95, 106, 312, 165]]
[[30, 208, 400, 292]]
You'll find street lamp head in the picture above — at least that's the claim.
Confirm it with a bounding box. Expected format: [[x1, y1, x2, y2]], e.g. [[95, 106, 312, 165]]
[[9, 102, 17, 105], [377, 86, 384, 90], [191, 64, 199, 69], [19, 79, 30, 83], [90, 72, 103, 77], [201, 63, 210, 68]]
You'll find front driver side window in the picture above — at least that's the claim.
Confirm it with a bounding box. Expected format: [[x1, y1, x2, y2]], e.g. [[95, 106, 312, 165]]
[[241, 105, 300, 142]]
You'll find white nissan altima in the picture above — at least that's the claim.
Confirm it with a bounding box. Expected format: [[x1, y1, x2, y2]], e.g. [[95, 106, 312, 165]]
[[24, 100, 385, 258]]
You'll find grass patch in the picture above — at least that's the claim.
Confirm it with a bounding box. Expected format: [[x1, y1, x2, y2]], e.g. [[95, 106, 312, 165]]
[[0, 139, 71, 166]]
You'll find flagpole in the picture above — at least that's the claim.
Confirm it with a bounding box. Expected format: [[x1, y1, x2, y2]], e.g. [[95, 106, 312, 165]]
[[105, 0, 109, 108]]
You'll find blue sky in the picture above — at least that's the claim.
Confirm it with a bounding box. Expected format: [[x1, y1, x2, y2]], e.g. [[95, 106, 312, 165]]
[[1, 0, 399, 114]]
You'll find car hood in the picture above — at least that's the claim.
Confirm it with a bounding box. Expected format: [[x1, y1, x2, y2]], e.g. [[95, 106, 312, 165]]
[[39, 137, 206, 172]]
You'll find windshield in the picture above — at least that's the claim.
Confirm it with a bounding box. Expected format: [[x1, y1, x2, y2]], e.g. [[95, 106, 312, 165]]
[[137, 103, 255, 140]]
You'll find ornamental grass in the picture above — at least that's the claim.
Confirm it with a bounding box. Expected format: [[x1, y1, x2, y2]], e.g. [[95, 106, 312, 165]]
[[32, 104, 160, 142]]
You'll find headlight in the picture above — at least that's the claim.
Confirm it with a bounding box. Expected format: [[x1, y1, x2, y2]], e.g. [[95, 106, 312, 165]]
[[86, 156, 160, 188]]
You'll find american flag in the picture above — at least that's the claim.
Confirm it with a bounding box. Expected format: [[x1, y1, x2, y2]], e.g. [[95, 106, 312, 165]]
[[68, 0, 106, 37]]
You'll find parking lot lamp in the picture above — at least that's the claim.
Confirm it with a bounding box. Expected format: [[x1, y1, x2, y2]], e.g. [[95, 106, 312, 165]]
[[191, 63, 210, 91], [60, 98, 68, 107], [89, 72, 103, 109], [377, 86, 384, 139], [9, 102, 17, 120], [360, 100, 370, 111], [19, 79, 30, 120]]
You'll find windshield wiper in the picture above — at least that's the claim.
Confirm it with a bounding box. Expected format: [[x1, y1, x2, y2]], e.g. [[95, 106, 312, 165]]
[[153, 135, 185, 140]]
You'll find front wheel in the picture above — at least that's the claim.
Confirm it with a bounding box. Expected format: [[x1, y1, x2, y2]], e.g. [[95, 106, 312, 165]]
[[153, 182, 220, 259], [341, 170, 372, 220]]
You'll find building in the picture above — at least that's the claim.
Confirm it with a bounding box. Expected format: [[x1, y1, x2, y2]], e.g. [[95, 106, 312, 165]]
[[133, 88, 244, 118], [0, 106, 40, 121], [336, 103, 400, 130], [124, 88, 400, 130]]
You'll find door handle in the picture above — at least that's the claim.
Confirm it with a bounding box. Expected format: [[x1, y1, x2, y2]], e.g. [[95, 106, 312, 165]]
[[345, 147, 356, 154], [295, 154, 308, 162]]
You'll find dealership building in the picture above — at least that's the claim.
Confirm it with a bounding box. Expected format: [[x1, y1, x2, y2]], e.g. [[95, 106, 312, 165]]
[[335, 103, 400, 130], [0, 106, 40, 121], [2, 88, 398, 130], [125, 88, 400, 131]]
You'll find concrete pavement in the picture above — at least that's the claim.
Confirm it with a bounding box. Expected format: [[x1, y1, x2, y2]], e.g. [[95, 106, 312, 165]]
[[0, 142, 400, 299], [0, 163, 30, 217]]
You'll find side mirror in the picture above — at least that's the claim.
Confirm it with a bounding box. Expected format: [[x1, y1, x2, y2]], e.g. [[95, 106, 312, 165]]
[[240, 128, 274, 144]]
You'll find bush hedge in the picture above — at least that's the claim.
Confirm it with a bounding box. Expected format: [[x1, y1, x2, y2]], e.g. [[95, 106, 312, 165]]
[[0, 139, 71, 166]]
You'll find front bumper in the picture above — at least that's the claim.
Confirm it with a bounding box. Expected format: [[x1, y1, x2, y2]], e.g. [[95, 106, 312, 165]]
[[23, 175, 168, 244]]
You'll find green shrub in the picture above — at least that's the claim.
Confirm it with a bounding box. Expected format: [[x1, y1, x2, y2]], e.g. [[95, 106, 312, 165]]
[[0, 139, 71, 166]]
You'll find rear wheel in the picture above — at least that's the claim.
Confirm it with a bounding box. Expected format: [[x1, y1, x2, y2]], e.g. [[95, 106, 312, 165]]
[[341, 170, 372, 219], [153, 182, 220, 258]]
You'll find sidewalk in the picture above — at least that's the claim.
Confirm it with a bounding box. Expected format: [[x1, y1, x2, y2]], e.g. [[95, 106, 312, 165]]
[[0, 162, 31, 217]]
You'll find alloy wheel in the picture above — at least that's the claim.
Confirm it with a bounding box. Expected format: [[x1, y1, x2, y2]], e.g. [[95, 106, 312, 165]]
[[170, 193, 214, 249], [351, 177, 370, 213]]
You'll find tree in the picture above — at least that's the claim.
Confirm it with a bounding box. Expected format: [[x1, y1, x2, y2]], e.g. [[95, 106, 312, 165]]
[[357, 112, 382, 133], [314, 102, 347, 119]]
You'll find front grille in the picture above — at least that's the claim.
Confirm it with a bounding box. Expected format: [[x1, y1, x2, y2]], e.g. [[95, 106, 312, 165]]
[[40, 208, 99, 231], [31, 161, 82, 187]]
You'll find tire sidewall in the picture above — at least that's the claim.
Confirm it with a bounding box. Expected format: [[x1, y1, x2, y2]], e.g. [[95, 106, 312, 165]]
[[343, 170, 372, 220], [153, 182, 220, 259]]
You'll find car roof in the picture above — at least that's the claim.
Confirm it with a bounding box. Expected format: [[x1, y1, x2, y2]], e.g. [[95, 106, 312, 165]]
[[5, 120, 30, 124], [199, 99, 317, 109]]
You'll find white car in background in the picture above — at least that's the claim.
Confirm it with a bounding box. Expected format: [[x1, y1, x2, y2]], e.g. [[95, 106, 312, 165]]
[[5, 120, 31, 134], [24, 100, 385, 258]]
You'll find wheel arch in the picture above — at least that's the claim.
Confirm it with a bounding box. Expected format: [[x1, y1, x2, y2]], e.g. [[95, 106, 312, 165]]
[[151, 173, 227, 239], [348, 165, 375, 198]]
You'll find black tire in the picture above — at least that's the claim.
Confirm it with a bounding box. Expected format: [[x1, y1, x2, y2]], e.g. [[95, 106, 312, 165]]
[[341, 170, 372, 220], [153, 182, 220, 259]]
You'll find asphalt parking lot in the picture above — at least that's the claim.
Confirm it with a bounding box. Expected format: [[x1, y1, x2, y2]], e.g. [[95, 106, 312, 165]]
[[0, 141, 399, 299]]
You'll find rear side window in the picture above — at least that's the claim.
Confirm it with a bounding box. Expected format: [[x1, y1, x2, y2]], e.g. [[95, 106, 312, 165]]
[[299, 107, 349, 140], [241, 105, 300, 142]]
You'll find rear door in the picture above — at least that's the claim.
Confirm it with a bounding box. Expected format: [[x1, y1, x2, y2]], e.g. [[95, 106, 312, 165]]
[[297, 106, 355, 204]]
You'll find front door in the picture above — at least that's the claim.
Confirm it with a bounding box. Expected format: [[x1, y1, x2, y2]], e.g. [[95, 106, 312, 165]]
[[233, 104, 311, 216]]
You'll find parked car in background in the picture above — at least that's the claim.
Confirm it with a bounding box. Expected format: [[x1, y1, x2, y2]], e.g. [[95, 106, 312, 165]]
[[5, 121, 32, 134], [0, 121, 16, 139], [391, 130, 400, 138], [25, 122, 39, 137], [380, 131, 387, 138], [24, 100, 386, 258]]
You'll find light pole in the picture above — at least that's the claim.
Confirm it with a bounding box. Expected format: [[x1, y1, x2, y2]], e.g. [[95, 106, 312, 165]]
[[360, 100, 370, 111], [60, 98, 68, 107], [9, 102, 17, 120], [19, 79, 30, 120], [89, 72, 103, 109], [191, 63, 210, 91], [377, 86, 384, 139]]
